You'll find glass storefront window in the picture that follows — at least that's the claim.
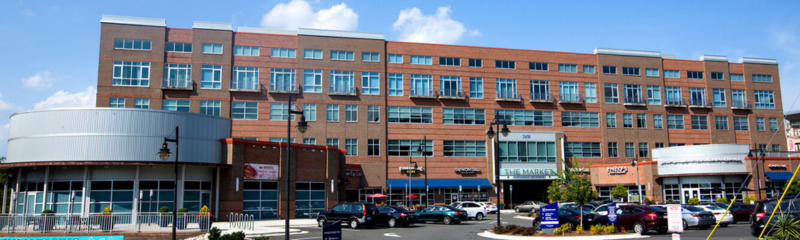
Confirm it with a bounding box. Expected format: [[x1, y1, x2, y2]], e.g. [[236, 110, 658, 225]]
[[295, 182, 326, 219]]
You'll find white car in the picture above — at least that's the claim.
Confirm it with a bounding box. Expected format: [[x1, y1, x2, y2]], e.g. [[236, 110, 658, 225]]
[[695, 205, 734, 227], [480, 202, 499, 213], [594, 203, 631, 216], [449, 201, 488, 221]]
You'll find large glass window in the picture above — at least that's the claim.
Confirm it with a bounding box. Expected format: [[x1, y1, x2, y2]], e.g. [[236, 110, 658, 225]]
[[585, 83, 597, 103], [234, 46, 260, 56], [715, 116, 729, 130], [410, 74, 433, 97], [326, 104, 339, 122], [583, 65, 595, 74], [303, 49, 322, 59], [770, 117, 779, 132], [388, 140, 433, 156], [232, 66, 259, 91], [603, 66, 617, 74], [664, 70, 680, 78], [388, 54, 403, 63], [201, 65, 222, 89], [361, 72, 380, 95], [496, 79, 518, 99], [495, 110, 553, 126], [606, 113, 616, 128], [114, 39, 151, 50], [109, 98, 125, 108], [443, 108, 485, 125], [410, 56, 432, 65], [639, 143, 649, 158], [691, 116, 708, 130], [498, 141, 556, 162], [137, 181, 175, 213], [345, 139, 357, 156], [495, 60, 515, 69], [199, 100, 221, 116], [443, 141, 486, 157], [303, 103, 316, 121], [389, 73, 403, 96], [271, 48, 296, 58], [295, 182, 325, 218], [439, 57, 460, 66], [232, 102, 258, 120], [202, 44, 222, 54], [665, 87, 682, 105], [622, 67, 640, 75], [163, 63, 192, 88], [730, 73, 744, 81], [89, 181, 134, 213], [604, 83, 619, 103], [560, 82, 580, 102], [689, 88, 707, 106], [345, 105, 358, 122], [368, 139, 380, 156], [470, 77, 483, 99], [243, 181, 279, 220], [654, 114, 663, 129], [667, 115, 684, 129], [732, 89, 747, 108], [637, 114, 647, 129], [270, 103, 296, 121], [134, 98, 149, 109], [440, 76, 461, 97], [608, 142, 618, 158], [756, 117, 765, 131], [754, 90, 775, 109], [367, 105, 379, 123], [713, 89, 726, 107], [182, 181, 211, 212], [530, 80, 551, 101], [687, 71, 704, 79], [624, 84, 643, 103], [558, 64, 577, 73], [734, 117, 749, 131], [330, 50, 354, 60], [469, 59, 482, 67], [387, 106, 433, 123], [625, 143, 635, 158], [362, 52, 380, 62], [753, 74, 772, 82], [564, 142, 601, 158], [270, 68, 296, 92], [112, 61, 150, 86], [711, 72, 724, 80], [165, 42, 192, 53], [330, 71, 354, 94], [623, 113, 633, 128], [561, 112, 599, 127], [162, 100, 190, 112], [326, 138, 339, 147], [46, 181, 83, 214], [646, 68, 659, 77], [303, 69, 322, 93], [647, 86, 661, 105]]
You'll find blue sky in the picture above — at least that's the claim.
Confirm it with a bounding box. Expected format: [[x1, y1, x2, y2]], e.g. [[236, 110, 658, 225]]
[[1, 0, 800, 157]]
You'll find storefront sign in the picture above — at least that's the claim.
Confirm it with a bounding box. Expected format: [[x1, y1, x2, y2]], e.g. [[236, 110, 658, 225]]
[[243, 163, 279, 180], [607, 166, 628, 174], [769, 164, 787, 168], [500, 162, 558, 180], [659, 157, 744, 166], [667, 204, 683, 233], [346, 169, 362, 176], [0, 237, 124, 240], [540, 202, 559, 233], [454, 168, 480, 174], [399, 167, 423, 174]]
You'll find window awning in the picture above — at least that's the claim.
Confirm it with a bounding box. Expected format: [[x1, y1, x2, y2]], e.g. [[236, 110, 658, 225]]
[[765, 172, 796, 181], [387, 178, 491, 189]]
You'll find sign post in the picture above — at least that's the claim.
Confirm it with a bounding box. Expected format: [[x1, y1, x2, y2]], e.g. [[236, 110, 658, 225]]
[[509, 185, 513, 209], [540, 202, 559, 234], [667, 204, 683, 234], [322, 220, 342, 240], [607, 203, 617, 227]]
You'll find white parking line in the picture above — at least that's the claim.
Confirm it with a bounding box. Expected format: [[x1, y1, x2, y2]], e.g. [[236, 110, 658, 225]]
[[342, 228, 361, 232], [384, 233, 401, 237]]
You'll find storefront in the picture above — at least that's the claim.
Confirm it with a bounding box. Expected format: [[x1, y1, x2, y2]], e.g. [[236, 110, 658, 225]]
[[497, 131, 561, 205], [591, 163, 654, 203], [655, 144, 752, 204]]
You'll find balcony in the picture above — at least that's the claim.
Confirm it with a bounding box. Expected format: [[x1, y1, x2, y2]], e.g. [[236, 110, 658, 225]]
[[623, 96, 647, 106], [329, 85, 357, 96], [664, 98, 687, 108], [496, 91, 521, 102], [229, 80, 260, 92], [529, 92, 554, 103], [269, 82, 299, 94], [732, 101, 752, 110], [689, 99, 713, 109], [438, 89, 465, 100], [410, 88, 437, 99], [559, 94, 584, 104], [161, 78, 193, 90]]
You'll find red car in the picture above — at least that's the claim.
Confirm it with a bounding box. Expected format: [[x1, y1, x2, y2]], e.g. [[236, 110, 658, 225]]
[[597, 205, 668, 234], [729, 204, 755, 224]]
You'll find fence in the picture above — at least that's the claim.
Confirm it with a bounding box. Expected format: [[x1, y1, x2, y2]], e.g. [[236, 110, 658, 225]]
[[227, 213, 254, 231], [0, 213, 213, 233]]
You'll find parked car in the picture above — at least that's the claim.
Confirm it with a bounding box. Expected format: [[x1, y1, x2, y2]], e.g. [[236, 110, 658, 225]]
[[562, 204, 596, 210], [480, 202, 499, 214], [678, 206, 716, 229], [590, 198, 614, 207], [532, 208, 597, 230], [728, 203, 755, 224], [749, 196, 800, 237], [594, 205, 668, 234], [695, 205, 733, 227], [449, 201, 488, 220], [376, 206, 417, 227], [317, 202, 378, 229], [515, 201, 546, 213], [417, 205, 468, 225], [698, 202, 730, 209], [594, 203, 631, 216]]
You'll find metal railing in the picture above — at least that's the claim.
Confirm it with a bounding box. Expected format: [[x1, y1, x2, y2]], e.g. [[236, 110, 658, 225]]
[[410, 88, 436, 97], [161, 78, 193, 89], [439, 89, 464, 98], [689, 98, 713, 107], [0, 213, 212, 233], [624, 96, 647, 105], [529, 92, 554, 102], [665, 98, 687, 106], [269, 81, 298, 92], [732, 101, 752, 109], [496, 91, 521, 100], [329, 84, 356, 94], [230, 79, 260, 91], [227, 213, 254, 231], [559, 94, 584, 103]]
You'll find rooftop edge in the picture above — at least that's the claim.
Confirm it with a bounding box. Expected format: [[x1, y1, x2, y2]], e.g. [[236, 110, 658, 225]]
[[193, 21, 233, 31], [298, 28, 384, 40], [740, 57, 778, 65], [594, 48, 661, 58], [238, 27, 297, 35], [700, 55, 728, 62], [100, 15, 166, 27]]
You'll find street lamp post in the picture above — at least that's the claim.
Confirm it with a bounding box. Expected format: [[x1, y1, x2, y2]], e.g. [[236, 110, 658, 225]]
[[282, 95, 309, 239], [631, 157, 642, 205], [486, 119, 510, 227], [416, 136, 428, 206], [156, 126, 179, 240]]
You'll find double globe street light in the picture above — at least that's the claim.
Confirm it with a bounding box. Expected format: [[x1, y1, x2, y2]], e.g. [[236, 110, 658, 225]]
[[486, 119, 510, 227]]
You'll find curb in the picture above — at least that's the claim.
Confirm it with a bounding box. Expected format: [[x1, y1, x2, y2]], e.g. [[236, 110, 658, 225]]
[[513, 216, 536, 220], [477, 231, 650, 240]]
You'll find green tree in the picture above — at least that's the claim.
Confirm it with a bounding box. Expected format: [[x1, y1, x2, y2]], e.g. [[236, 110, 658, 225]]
[[611, 184, 628, 202], [563, 175, 597, 229], [784, 178, 800, 195], [546, 180, 563, 202]]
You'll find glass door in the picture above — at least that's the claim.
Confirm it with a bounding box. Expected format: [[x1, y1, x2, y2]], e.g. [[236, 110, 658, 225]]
[[26, 194, 35, 215], [682, 188, 699, 204]]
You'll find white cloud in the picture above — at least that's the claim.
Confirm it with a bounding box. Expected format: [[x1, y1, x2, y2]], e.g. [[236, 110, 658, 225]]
[[261, 0, 358, 31], [393, 6, 479, 44], [0, 92, 23, 112], [21, 70, 55, 90], [33, 86, 96, 110], [769, 26, 800, 110]]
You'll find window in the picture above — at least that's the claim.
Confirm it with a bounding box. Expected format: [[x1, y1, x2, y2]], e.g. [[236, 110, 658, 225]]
[[201, 44, 222, 54], [734, 116, 749, 131], [639, 143, 649, 158], [388, 139, 433, 156], [622, 67, 640, 75], [109, 97, 125, 108], [754, 90, 775, 109], [89, 180, 134, 213], [689, 88, 706, 106], [410, 74, 434, 96], [470, 77, 483, 99], [361, 72, 380, 95], [329, 70, 354, 94], [367, 105, 379, 123], [646, 68, 659, 77], [269, 138, 294, 143], [498, 141, 556, 162], [137, 180, 175, 214], [469, 59, 482, 67], [165, 42, 192, 53], [655, 143, 665, 148], [114, 38, 151, 50], [443, 141, 486, 157], [134, 98, 149, 109], [232, 102, 258, 120], [625, 143, 635, 158], [200, 65, 222, 89], [564, 142, 601, 158], [439, 57, 460, 66], [294, 182, 326, 218], [606, 113, 616, 128], [623, 113, 633, 128], [234, 46, 260, 56], [303, 69, 322, 93], [410, 55, 432, 65], [730, 73, 744, 81], [443, 108, 485, 125], [665, 86, 683, 105], [303, 49, 322, 59], [758, 144, 767, 150], [528, 62, 546, 71], [732, 89, 747, 108], [530, 80, 551, 101], [388, 54, 403, 63], [495, 109, 553, 126], [496, 60, 516, 69], [560, 82, 580, 102], [608, 142, 618, 157], [711, 72, 724, 80], [388, 73, 403, 96], [558, 64, 577, 73], [691, 116, 708, 130], [232, 67, 259, 91], [602, 66, 617, 74], [756, 117, 765, 131], [604, 83, 619, 103], [561, 112, 599, 127], [326, 104, 339, 122], [362, 52, 380, 62], [270, 68, 296, 92], [715, 116, 728, 130], [637, 114, 647, 129], [669, 143, 686, 147], [345, 105, 358, 122], [583, 65, 595, 74], [303, 103, 316, 121], [326, 138, 339, 147], [770, 118, 778, 132], [112, 61, 150, 86], [713, 89, 726, 107], [199, 100, 221, 116], [387, 106, 433, 123], [162, 100, 190, 112], [496, 78, 518, 99], [667, 115, 684, 129], [330, 50, 354, 60], [304, 138, 316, 145], [271, 48, 296, 58], [647, 86, 661, 105], [664, 70, 680, 78], [180, 181, 211, 211], [585, 83, 597, 103], [439, 76, 461, 97], [624, 84, 643, 104], [163, 63, 191, 88], [345, 139, 357, 156], [368, 139, 380, 156], [687, 71, 703, 79], [653, 114, 663, 129], [773, 145, 781, 151], [753, 74, 773, 82]]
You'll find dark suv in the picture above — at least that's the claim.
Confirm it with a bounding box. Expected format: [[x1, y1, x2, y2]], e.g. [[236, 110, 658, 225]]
[[750, 195, 800, 237], [317, 202, 378, 229]]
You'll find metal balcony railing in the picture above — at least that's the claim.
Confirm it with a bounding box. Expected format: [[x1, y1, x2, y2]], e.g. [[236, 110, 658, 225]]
[[624, 96, 647, 106], [732, 101, 752, 110], [529, 92, 554, 102], [439, 89, 464, 99], [664, 98, 687, 107], [496, 91, 521, 101], [410, 88, 436, 98], [161, 78, 192, 90], [689, 98, 713, 108], [230, 79, 260, 92], [329, 84, 356, 95], [559, 94, 584, 104], [269, 81, 298, 93]]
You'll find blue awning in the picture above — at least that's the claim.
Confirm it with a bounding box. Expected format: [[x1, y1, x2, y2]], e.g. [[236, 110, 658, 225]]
[[387, 178, 491, 189], [766, 172, 796, 181]]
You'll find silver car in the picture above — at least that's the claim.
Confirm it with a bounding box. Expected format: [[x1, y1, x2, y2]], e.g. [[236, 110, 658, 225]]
[[514, 200, 547, 213], [681, 205, 717, 229]]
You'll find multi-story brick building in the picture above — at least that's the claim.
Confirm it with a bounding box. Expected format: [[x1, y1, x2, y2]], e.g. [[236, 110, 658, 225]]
[[96, 15, 787, 208]]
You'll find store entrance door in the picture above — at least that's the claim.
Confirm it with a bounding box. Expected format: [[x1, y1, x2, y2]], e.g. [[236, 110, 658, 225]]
[[682, 188, 700, 204], [445, 193, 459, 205]]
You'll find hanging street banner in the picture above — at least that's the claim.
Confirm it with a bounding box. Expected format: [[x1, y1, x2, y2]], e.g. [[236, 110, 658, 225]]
[[243, 163, 279, 180], [607, 203, 618, 223]]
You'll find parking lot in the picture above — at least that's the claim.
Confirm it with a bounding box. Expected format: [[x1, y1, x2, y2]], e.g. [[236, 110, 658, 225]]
[[262, 212, 753, 240]]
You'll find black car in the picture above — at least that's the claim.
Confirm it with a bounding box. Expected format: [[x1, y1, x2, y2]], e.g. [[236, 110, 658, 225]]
[[376, 206, 418, 227], [590, 198, 614, 207], [750, 195, 800, 237], [317, 202, 378, 229], [532, 208, 597, 230]]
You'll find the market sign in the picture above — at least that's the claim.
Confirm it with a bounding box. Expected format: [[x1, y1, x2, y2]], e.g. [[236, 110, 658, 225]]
[[499, 162, 557, 180]]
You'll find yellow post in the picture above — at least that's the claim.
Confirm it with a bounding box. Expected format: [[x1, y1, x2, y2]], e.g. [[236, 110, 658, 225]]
[[705, 196, 736, 240], [758, 162, 800, 239]]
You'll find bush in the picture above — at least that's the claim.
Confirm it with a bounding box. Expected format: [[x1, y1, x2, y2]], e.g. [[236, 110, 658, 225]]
[[521, 227, 536, 236], [527, 211, 534, 217], [218, 231, 245, 240], [553, 227, 563, 235], [590, 224, 602, 235], [252, 237, 269, 240], [744, 195, 758, 204], [560, 223, 572, 232], [716, 197, 729, 203], [575, 227, 584, 234], [41, 209, 55, 216], [604, 225, 617, 234], [207, 226, 222, 240], [177, 208, 189, 213], [687, 197, 700, 205], [159, 206, 170, 213]]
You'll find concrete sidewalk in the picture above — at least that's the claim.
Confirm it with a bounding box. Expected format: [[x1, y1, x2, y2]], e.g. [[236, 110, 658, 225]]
[[184, 219, 318, 239]]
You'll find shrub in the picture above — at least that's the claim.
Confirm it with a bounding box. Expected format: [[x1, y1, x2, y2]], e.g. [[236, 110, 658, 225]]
[[252, 237, 269, 240], [590, 225, 602, 235], [576, 227, 584, 234], [553, 228, 563, 235], [159, 206, 170, 213], [521, 227, 536, 236], [509, 227, 525, 235], [41, 209, 55, 216], [177, 208, 189, 213], [560, 223, 572, 232], [744, 195, 758, 204], [218, 231, 245, 240], [604, 225, 617, 234], [716, 197, 729, 203], [527, 211, 534, 217], [772, 214, 800, 239], [687, 197, 700, 205], [207, 227, 222, 240], [102, 206, 113, 214]]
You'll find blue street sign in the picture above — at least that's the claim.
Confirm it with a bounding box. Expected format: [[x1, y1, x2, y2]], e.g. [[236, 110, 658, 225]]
[[322, 220, 342, 240], [608, 203, 618, 223], [541, 202, 560, 230]]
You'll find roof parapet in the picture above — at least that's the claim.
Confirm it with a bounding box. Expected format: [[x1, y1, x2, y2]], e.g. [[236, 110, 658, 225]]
[[594, 48, 661, 58], [700, 55, 728, 62], [101, 15, 166, 27], [662, 54, 677, 59], [193, 21, 232, 31], [299, 28, 384, 40], [740, 57, 778, 65], [238, 27, 298, 35]]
